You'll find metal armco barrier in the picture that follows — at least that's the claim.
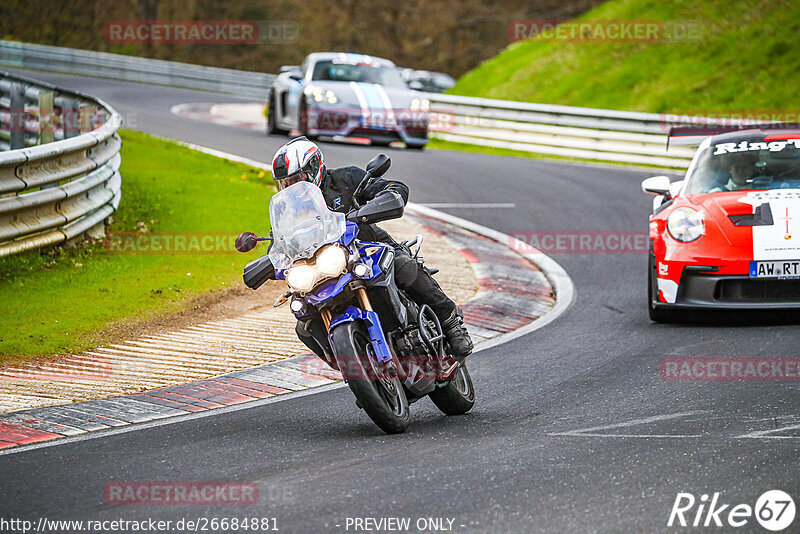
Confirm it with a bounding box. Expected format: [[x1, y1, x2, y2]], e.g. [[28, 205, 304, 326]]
[[0, 40, 722, 171], [0, 40, 273, 100], [426, 93, 699, 168], [0, 71, 122, 256]]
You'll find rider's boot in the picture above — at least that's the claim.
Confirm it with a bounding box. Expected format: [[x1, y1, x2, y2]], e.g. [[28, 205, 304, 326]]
[[441, 308, 473, 361]]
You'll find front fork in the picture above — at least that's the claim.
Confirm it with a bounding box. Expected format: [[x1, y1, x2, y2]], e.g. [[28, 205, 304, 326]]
[[326, 289, 394, 367], [320, 287, 373, 330]]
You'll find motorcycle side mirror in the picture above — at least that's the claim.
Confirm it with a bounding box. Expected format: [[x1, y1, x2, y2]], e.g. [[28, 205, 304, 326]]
[[235, 232, 259, 253], [366, 154, 391, 178]]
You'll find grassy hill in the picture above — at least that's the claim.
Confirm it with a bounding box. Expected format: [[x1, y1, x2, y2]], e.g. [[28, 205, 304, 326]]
[[451, 0, 799, 114]]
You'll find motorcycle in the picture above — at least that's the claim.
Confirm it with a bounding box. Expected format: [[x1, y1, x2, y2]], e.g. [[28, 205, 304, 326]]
[[235, 155, 474, 433]]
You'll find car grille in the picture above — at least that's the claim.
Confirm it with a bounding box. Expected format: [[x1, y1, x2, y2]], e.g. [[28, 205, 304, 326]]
[[715, 279, 800, 302]]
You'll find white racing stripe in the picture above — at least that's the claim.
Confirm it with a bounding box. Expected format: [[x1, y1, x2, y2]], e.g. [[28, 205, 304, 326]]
[[373, 84, 396, 126], [349, 81, 370, 119], [740, 189, 800, 260]]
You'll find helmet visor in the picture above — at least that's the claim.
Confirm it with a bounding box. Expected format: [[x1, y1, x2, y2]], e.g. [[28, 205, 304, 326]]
[[276, 170, 313, 191]]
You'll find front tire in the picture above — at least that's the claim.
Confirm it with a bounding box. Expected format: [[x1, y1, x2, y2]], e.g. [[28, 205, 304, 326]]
[[429, 363, 475, 415], [648, 251, 677, 322], [330, 321, 410, 434]]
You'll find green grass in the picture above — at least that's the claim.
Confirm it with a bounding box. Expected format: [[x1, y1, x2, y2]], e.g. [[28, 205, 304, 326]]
[[451, 0, 800, 114], [0, 130, 275, 360]]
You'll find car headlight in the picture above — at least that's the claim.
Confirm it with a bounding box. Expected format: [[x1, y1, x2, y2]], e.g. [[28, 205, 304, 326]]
[[410, 98, 430, 111], [309, 87, 325, 102], [308, 86, 336, 104], [667, 207, 704, 242], [286, 264, 316, 292], [316, 245, 347, 277]]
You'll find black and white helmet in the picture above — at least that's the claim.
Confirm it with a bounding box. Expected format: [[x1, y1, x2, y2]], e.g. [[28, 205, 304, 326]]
[[271, 137, 326, 190]]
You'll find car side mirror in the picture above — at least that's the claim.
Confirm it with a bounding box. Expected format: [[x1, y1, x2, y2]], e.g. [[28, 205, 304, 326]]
[[641, 175, 672, 197], [408, 80, 424, 91], [366, 154, 391, 178]]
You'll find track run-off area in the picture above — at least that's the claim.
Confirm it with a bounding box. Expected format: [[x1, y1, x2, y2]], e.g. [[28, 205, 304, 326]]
[[1, 70, 798, 533]]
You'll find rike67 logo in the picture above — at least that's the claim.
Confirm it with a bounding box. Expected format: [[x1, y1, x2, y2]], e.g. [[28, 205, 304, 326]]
[[668, 490, 795, 531]]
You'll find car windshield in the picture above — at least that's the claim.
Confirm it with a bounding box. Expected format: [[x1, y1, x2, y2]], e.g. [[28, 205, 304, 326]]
[[312, 60, 407, 88], [268, 181, 346, 270], [685, 136, 800, 194]]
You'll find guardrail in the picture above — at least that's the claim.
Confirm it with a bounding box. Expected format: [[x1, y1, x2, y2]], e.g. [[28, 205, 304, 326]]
[[0, 71, 122, 256], [0, 40, 710, 169], [426, 93, 699, 168], [0, 40, 273, 100]]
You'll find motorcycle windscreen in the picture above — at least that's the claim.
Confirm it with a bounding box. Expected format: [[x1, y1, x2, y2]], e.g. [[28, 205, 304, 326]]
[[268, 181, 346, 270]]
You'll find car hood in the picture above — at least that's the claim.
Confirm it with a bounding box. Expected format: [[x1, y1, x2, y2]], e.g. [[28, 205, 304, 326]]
[[684, 189, 800, 259]]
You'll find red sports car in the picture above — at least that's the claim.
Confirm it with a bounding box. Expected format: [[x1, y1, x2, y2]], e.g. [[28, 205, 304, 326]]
[[643, 128, 800, 321]]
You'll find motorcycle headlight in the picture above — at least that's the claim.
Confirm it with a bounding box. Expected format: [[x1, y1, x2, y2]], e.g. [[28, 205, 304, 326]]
[[286, 264, 316, 292], [667, 207, 704, 242], [316, 245, 348, 277]]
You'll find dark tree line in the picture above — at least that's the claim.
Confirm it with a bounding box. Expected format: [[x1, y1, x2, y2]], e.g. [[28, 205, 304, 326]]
[[1, 0, 600, 76]]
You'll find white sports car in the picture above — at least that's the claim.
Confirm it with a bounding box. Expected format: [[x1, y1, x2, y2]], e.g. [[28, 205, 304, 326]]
[[267, 52, 430, 149]]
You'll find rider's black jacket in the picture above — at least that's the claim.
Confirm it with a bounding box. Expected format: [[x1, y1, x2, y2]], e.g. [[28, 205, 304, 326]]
[[320, 166, 409, 246]]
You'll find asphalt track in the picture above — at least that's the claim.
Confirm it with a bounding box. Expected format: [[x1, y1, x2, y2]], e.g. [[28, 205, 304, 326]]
[[1, 71, 798, 533]]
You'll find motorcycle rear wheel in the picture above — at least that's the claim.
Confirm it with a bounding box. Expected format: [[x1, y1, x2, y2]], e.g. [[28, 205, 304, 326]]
[[330, 321, 410, 434], [429, 363, 475, 415]]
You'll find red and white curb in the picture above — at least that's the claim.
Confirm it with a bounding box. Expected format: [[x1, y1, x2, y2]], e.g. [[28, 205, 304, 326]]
[[0, 148, 574, 453], [170, 103, 265, 131]]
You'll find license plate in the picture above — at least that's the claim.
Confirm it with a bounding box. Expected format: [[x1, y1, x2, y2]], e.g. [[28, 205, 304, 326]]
[[749, 260, 800, 279]]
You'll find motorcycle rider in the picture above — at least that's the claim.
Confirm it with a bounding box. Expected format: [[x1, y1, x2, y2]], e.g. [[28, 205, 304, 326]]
[[271, 137, 473, 362]]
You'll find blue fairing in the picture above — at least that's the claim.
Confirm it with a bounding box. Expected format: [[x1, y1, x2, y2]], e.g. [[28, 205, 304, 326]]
[[305, 273, 354, 306], [328, 306, 393, 363], [342, 222, 358, 246]]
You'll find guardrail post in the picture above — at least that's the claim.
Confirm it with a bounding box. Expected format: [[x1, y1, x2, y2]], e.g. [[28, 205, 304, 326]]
[[38, 90, 57, 189], [38, 90, 55, 145], [9, 82, 25, 150], [62, 97, 78, 139], [79, 104, 93, 134]]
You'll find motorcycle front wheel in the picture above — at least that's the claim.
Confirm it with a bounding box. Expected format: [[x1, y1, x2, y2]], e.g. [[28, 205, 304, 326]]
[[429, 363, 475, 415], [330, 321, 410, 434]]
